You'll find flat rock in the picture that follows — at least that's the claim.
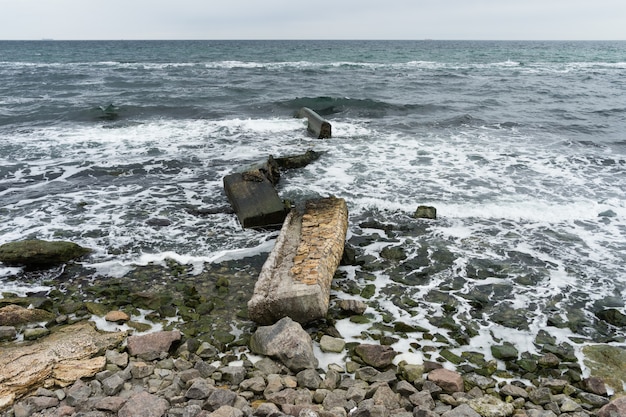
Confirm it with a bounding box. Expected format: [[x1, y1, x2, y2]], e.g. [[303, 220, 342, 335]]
[[105, 310, 130, 323], [0, 321, 125, 411], [354, 344, 397, 369], [118, 391, 169, 417], [427, 368, 464, 393]]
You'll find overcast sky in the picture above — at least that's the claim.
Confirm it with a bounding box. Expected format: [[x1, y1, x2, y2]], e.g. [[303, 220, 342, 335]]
[[1, 0, 624, 40]]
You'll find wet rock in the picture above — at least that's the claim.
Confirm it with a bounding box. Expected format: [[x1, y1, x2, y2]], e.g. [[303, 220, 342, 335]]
[[467, 395, 514, 417], [354, 344, 397, 369], [23, 327, 50, 340], [598, 396, 626, 417], [274, 149, 322, 169], [0, 304, 55, 326], [250, 316, 318, 372], [0, 239, 91, 268], [490, 343, 519, 361], [427, 368, 464, 394], [0, 325, 19, 342], [336, 299, 368, 315], [596, 308, 626, 327], [441, 403, 480, 417], [414, 205, 437, 220], [583, 344, 626, 393], [577, 391, 610, 408], [581, 376, 607, 396], [320, 335, 346, 353], [126, 329, 181, 360], [118, 391, 169, 417]]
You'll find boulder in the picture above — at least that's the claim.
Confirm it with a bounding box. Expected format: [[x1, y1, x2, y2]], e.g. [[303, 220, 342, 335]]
[[249, 316, 318, 372], [0, 239, 91, 268], [248, 197, 348, 324], [0, 321, 125, 411], [0, 304, 55, 326], [598, 396, 626, 417]]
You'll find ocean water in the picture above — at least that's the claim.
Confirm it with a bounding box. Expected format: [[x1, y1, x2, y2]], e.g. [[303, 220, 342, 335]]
[[1, 40, 625, 365]]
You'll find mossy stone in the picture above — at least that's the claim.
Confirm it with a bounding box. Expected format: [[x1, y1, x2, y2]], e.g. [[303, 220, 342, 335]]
[[491, 343, 519, 360], [0, 239, 91, 268], [360, 284, 376, 299], [583, 344, 626, 393], [84, 302, 109, 316]]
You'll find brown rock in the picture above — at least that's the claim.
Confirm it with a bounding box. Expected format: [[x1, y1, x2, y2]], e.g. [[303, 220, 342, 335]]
[[598, 396, 626, 417], [582, 376, 607, 396], [0, 321, 125, 411], [126, 329, 181, 360], [427, 368, 464, 393], [52, 356, 106, 386], [118, 391, 169, 417], [354, 344, 397, 369], [0, 304, 55, 326], [105, 310, 130, 323]]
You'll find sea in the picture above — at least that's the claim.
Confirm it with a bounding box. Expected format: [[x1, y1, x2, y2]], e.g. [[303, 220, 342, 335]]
[[1, 40, 625, 367]]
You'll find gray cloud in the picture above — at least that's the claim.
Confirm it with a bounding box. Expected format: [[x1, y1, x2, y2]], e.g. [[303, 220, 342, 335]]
[[0, 0, 624, 40]]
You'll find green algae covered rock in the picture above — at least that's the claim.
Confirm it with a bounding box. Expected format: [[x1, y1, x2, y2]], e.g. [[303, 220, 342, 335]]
[[583, 344, 626, 393], [0, 239, 91, 268]]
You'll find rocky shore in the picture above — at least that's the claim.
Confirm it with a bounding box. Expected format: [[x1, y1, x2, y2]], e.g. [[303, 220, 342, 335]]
[[3, 320, 625, 417]]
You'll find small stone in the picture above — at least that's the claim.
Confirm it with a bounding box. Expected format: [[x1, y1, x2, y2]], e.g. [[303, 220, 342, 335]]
[[468, 395, 514, 417], [491, 343, 518, 361], [186, 378, 214, 399], [106, 350, 129, 367], [130, 361, 155, 379], [336, 299, 368, 315], [500, 384, 528, 399], [105, 310, 130, 323], [0, 326, 17, 341], [95, 396, 127, 412], [538, 353, 560, 368], [118, 391, 169, 417], [581, 376, 607, 396], [23, 327, 50, 340], [320, 335, 346, 353], [414, 205, 437, 220], [102, 373, 125, 396], [297, 368, 323, 389]]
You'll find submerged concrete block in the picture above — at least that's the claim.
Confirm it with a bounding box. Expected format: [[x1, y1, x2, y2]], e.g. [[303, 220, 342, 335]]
[[297, 107, 332, 139], [223, 171, 288, 229], [248, 196, 348, 324]]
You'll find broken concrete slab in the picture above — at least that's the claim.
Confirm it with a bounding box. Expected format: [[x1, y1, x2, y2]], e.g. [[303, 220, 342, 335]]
[[297, 107, 332, 139], [248, 196, 348, 324], [223, 171, 288, 229]]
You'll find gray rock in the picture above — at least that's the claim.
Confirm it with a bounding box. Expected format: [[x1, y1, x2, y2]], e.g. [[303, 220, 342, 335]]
[[131, 362, 155, 379], [297, 368, 323, 389], [183, 404, 203, 417], [102, 373, 125, 396], [409, 391, 435, 410], [525, 410, 558, 417], [320, 369, 341, 390], [250, 317, 318, 371], [578, 391, 610, 408], [528, 387, 552, 405], [118, 391, 169, 417], [28, 396, 59, 412], [320, 335, 346, 353], [346, 386, 367, 403], [220, 366, 246, 386], [463, 373, 495, 390], [355, 366, 380, 382], [186, 379, 214, 400], [203, 388, 238, 411], [467, 395, 514, 417], [372, 384, 400, 410], [254, 401, 281, 416], [65, 379, 92, 407], [441, 404, 480, 417], [210, 405, 244, 417], [0, 325, 17, 341], [240, 376, 266, 394], [323, 389, 350, 411], [396, 380, 418, 397], [94, 396, 127, 412], [499, 383, 528, 399], [106, 349, 129, 367]]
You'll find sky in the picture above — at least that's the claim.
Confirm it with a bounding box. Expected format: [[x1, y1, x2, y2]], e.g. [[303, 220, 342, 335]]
[[1, 0, 625, 41]]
